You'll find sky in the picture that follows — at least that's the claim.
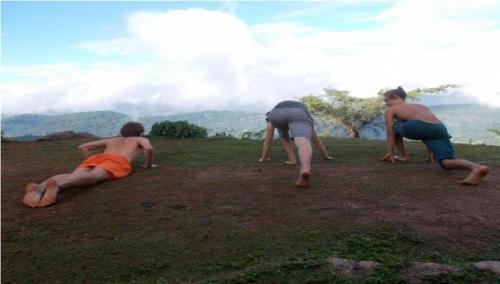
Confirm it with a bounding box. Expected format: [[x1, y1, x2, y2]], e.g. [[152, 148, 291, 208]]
[[2, 0, 500, 115]]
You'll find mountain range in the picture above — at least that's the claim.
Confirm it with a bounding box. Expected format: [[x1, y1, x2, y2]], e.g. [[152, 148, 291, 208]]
[[2, 104, 499, 145]]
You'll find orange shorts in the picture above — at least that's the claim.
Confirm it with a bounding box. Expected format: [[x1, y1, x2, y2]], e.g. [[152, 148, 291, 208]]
[[77, 153, 132, 179]]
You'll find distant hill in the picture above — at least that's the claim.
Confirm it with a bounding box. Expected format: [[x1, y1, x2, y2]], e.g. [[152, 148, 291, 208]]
[[1, 111, 265, 138], [1, 104, 499, 145]]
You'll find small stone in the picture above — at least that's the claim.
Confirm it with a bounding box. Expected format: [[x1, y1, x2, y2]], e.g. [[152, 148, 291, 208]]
[[170, 204, 189, 210], [473, 261, 500, 275], [326, 257, 355, 276], [405, 262, 462, 283], [356, 260, 380, 272], [141, 201, 156, 208], [326, 257, 379, 276]]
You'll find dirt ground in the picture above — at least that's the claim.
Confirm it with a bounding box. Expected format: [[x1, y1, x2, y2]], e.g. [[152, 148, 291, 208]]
[[2, 138, 499, 282]]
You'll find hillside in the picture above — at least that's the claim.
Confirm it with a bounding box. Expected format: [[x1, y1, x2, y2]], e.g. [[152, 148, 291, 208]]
[[2, 137, 499, 282], [2, 104, 499, 145]]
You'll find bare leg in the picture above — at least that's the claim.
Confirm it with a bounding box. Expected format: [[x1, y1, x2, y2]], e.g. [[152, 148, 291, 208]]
[[280, 137, 297, 165], [394, 136, 410, 162], [38, 168, 111, 207], [22, 173, 71, 208], [312, 129, 332, 160], [294, 137, 312, 187], [441, 159, 489, 186], [426, 150, 435, 163]]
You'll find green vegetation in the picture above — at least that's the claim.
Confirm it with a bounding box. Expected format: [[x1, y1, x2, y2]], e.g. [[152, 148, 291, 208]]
[[488, 129, 500, 136], [2, 137, 499, 283], [300, 85, 458, 138], [149, 120, 208, 139]]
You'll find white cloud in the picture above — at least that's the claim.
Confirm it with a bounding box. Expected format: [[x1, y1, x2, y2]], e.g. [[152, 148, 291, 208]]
[[2, 2, 500, 115], [72, 38, 137, 55]]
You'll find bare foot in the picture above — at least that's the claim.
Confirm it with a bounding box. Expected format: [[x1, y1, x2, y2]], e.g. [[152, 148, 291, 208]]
[[22, 183, 43, 208], [38, 179, 60, 207], [459, 166, 490, 186], [295, 172, 310, 188], [395, 155, 410, 162], [285, 160, 297, 166]]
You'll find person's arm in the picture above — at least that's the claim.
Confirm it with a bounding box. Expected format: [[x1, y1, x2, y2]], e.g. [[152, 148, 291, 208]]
[[139, 138, 156, 168], [259, 122, 274, 162], [381, 108, 396, 163], [78, 139, 109, 158], [312, 129, 333, 160]]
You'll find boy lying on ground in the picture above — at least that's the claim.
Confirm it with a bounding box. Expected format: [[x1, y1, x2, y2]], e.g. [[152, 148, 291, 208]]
[[259, 100, 333, 187], [381, 87, 489, 185], [23, 122, 156, 208]]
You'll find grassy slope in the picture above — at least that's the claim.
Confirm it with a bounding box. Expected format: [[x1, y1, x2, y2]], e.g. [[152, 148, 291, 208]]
[[2, 138, 500, 283]]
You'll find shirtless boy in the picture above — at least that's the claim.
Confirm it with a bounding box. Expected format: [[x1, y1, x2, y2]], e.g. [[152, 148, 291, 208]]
[[22, 122, 156, 208], [381, 87, 489, 185], [259, 100, 333, 187]]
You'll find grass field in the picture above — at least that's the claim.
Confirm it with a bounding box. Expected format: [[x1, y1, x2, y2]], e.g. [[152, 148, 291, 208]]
[[2, 137, 500, 283]]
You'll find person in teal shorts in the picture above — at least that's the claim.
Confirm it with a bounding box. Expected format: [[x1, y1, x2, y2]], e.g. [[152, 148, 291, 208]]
[[381, 87, 489, 185]]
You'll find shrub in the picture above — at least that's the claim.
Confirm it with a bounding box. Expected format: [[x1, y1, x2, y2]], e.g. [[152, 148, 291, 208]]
[[149, 120, 207, 139]]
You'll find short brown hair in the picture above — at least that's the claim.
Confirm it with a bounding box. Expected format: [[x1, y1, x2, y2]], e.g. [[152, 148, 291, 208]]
[[120, 122, 144, 137], [384, 87, 407, 100]]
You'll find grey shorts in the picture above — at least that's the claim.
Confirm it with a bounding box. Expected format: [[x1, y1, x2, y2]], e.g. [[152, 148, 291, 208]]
[[266, 107, 313, 140]]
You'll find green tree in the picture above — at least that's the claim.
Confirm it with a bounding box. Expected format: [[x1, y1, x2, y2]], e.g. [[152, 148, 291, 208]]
[[301, 85, 458, 138], [149, 120, 208, 138], [487, 129, 500, 136], [241, 129, 266, 140]]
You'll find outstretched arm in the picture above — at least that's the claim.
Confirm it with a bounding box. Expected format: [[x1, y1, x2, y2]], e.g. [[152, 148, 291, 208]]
[[139, 138, 155, 168], [381, 108, 396, 163], [312, 129, 333, 160], [259, 122, 274, 162], [78, 139, 109, 158]]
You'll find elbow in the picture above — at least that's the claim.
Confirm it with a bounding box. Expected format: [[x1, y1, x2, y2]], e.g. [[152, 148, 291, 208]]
[[78, 145, 87, 150]]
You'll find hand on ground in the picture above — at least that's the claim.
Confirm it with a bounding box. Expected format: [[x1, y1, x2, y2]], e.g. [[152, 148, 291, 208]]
[[142, 164, 158, 168], [259, 158, 270, 162]]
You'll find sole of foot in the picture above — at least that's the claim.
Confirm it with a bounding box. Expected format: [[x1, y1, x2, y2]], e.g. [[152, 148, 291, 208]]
[[22, 183, 42, 208], [395, 156, 410, 162], [38, 179, 59, 207], [295, 172, 310, 188], [459, 166, 490, 186]]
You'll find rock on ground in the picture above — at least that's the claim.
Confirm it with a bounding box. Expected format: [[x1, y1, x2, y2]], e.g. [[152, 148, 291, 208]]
[[326, 257, 379, 276], [473, 261, 500, 276], [405, 262, 462, 283]]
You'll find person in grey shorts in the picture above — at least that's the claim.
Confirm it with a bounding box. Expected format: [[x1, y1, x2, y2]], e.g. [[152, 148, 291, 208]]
[[259, 100, 333, 187]]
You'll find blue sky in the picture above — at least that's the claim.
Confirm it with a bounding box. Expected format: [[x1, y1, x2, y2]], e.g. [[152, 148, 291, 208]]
[[2, 1, 389, 65], [2, 1, 500, 114]]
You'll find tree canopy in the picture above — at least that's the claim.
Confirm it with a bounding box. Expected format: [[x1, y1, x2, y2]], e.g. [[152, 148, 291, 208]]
[[301, 85, 458, 138]]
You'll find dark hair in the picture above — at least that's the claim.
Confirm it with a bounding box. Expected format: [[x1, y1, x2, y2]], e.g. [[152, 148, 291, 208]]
[[120, 122, 144, 137], [384, 87, 407, 100]]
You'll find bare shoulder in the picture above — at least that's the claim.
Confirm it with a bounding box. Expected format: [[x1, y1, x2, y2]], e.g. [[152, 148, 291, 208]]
[[385, 105, 398, 114]]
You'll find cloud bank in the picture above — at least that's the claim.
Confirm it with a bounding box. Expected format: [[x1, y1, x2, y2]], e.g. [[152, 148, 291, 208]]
[[2, 0, 500, 115]]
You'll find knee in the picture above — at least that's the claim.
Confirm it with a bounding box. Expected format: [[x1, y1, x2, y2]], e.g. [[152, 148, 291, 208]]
[[439, 159, 453, 170]]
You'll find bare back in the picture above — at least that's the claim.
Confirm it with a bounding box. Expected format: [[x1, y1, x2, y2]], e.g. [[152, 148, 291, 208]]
[[103, 137, 148, 161], [392, 103, 441, 123]]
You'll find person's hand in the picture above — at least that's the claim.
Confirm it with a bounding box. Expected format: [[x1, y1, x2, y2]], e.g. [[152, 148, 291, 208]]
[[259, 157, 270, 162], [142, 164, 158, 168], [322, 155, 333, 161], [381, 153, 395, 163]]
